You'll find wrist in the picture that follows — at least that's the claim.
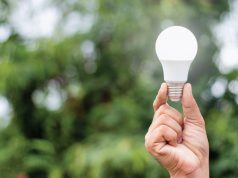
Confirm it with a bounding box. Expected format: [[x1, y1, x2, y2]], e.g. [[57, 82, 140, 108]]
[[170, 158, 209, 178]]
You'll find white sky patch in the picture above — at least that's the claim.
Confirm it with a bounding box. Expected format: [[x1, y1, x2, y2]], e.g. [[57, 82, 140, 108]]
[[80, 40, 96, 59], [0, 96, 12, 128], [0, 25, 11, 42], [10, 0, 60, 38], [213, 0, 238, 73], [81, 40, 97, 74], [9, 0, 96, 39], [32, 80, 67, 111], [63, 12, 95, 35], [211, 77, 227, 98], [228, 79, 238, 94]]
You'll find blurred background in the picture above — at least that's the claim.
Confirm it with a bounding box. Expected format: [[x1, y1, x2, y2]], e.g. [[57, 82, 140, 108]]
[[0, 0, 238, 177]]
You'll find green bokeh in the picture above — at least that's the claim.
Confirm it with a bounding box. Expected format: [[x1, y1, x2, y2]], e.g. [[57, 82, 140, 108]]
[[0, 0, 236, 177]]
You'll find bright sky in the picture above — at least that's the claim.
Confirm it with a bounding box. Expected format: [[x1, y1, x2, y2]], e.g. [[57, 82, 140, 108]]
[[214, 0, 238, 73], [10, 0, 59, 39], [0, 96, 11, 128], [9, 0, 95, 39]]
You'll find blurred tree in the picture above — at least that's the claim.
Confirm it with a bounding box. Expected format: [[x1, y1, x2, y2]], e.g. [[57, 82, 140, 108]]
[[0, 0, 234, 178]]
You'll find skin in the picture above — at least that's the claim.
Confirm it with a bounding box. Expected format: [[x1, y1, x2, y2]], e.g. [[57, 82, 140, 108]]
[[145, 83, 209, 178]]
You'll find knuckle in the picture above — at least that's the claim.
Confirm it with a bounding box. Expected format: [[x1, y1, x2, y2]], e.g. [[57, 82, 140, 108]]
[[158, 124, 168, 132], [161, 126, 177, 139], [144, 133, 154, 153], [158, 104, 168, 113], [162, 126, 169, 134], [171, 130, 178, 138], [153, 100, 156, 108], [154, 105, 168, 117], [144, 132, 150, 141], [144, 135, 149, 147], [168, 132, 177, 141], [144, 139, 153, 153], [159, 113, 169, 120], [157, 114, 168, 124], [144, 141, 148, 150]]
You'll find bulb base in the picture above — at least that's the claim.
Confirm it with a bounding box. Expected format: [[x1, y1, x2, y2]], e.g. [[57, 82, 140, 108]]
[[167, 82, 185, 102]]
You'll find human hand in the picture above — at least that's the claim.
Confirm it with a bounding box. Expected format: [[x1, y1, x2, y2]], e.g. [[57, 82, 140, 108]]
[[145, 83, 209, 178]]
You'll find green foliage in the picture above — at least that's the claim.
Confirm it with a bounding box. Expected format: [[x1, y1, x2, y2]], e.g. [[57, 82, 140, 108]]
[[0, 0, 235, 177]]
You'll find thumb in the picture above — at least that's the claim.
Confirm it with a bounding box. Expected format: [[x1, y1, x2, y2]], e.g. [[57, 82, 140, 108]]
[[182, 83, 205, 127], [153, 83, 168, 112]]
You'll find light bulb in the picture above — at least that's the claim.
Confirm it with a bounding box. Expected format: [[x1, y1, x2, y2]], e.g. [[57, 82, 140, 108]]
[[155, 26, 198, 102]]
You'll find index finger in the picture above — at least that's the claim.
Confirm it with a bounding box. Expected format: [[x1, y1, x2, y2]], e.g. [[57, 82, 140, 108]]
[[153, 83, 168, 112]]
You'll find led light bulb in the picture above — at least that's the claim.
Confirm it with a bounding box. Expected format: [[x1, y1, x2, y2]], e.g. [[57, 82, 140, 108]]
[[155, 26, 198, 102]]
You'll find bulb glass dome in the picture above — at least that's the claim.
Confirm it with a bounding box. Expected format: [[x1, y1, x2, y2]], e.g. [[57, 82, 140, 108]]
[[155, 26, 198, 102], [155, 26, 198, 61]]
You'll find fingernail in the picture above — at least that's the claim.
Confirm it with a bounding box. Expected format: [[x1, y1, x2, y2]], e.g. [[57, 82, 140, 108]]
[[157, 83, 163, 94], [162, 83, 168, 91], [189, 83, 192, 93], [158, 83, 165, 93], [160, 83, 165, 89], [185, 83, 192, 97]]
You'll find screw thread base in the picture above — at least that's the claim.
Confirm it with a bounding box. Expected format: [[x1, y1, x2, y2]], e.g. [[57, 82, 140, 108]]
[[167, 82, 185, 102]]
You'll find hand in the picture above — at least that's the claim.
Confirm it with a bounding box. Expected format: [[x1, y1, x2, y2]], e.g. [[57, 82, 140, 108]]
[[145, 83, 209, 178]]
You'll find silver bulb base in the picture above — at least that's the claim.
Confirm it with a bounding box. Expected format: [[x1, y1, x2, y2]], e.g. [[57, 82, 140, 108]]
[[167, 82, 185, 102]]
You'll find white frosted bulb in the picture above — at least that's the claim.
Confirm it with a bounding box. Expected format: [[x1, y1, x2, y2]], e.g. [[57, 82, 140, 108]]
[[155, 26, 198, 102]]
